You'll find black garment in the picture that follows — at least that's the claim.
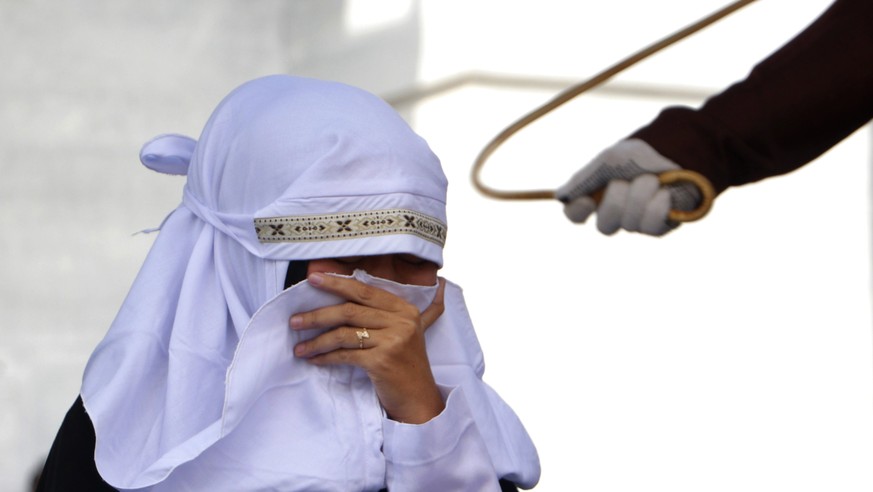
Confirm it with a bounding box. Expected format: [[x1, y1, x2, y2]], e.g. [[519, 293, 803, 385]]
[[285, 260, 310, 289], [36, 397, 116, 491]]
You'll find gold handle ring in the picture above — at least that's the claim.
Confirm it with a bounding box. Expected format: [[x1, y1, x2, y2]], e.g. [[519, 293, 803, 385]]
[[660, 170, 715, 222]]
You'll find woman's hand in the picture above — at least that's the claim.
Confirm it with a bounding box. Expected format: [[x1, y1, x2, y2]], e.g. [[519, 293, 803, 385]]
[[290, 272, 446, 424]]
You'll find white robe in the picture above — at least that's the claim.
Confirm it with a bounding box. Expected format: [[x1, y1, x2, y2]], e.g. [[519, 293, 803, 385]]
[[80, 75, 540, 491]]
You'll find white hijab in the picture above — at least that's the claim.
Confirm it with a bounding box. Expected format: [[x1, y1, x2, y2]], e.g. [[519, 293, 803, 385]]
[[80, 75, 452, 488]]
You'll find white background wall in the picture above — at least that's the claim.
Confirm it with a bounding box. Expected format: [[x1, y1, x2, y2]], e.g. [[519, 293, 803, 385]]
[[2, 1, 870, 490]]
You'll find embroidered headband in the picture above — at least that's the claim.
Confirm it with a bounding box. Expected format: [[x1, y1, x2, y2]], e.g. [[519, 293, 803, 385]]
[[254, 208, 447, 247]]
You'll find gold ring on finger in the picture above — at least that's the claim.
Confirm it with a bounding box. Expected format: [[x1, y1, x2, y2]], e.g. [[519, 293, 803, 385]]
[[356, 328, 370, 349]]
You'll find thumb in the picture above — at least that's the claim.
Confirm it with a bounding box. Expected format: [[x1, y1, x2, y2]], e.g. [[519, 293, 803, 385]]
[[420, 278, 446, 331], [563, 195, 597, 223]]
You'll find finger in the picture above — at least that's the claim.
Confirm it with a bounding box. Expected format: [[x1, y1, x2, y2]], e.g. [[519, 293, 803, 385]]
[[557, 145, 627, 201], [290, 300, 393, 332], [420, 278, 446, 331], [305, 348, 367, 369], [640, 188, 675, 236], [556, 166, 608, 203], [294, 327, 372, 358], [621, 174, 660, 232], [596, 180, 629, 235], [307, 273, 410, 313], [563, 196, 596, 223]]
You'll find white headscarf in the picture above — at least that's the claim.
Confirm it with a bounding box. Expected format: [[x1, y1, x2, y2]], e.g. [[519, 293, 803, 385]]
[[80, 75, 453, 488]]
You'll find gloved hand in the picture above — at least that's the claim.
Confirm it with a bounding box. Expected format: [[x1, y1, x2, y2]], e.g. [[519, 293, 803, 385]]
[[556, 138, 701, 236]]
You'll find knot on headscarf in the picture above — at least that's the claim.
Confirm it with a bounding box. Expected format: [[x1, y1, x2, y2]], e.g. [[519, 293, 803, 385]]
[[140, 134, 196, 176], [143, 75, 449, 264]]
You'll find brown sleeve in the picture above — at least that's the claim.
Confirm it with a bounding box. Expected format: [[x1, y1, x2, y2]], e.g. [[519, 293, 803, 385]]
[[631, 0, 873, 195]]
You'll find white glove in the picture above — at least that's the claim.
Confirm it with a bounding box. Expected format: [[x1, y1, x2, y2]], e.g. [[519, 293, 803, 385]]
[[556, 139, 700, 236]]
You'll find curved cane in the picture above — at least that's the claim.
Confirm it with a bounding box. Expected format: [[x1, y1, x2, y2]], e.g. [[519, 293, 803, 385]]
[[471, 0, 757, 222]]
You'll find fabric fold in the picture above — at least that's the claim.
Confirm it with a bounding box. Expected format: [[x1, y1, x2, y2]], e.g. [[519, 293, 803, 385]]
[[78, 75, 538, 491]]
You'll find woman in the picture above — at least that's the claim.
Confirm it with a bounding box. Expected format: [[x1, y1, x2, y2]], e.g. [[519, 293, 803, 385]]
[[37, 75, 540, 491]]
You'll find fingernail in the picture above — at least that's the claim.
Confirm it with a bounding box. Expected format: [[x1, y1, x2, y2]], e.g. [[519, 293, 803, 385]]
[[308, 272, 324, 286], [294, 343, 307, 357], [290, 315, 302, 329]]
